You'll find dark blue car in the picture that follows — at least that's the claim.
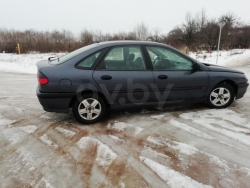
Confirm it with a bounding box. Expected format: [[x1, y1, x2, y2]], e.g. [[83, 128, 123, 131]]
[[36, 41, 249, 124]]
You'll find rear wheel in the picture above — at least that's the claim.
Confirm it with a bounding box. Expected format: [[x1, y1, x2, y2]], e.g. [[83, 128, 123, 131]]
[[207, 83, 235, 109], [72, 94, 107, 124]]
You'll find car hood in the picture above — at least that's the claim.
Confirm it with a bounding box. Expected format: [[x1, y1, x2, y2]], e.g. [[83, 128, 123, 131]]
[[201, 62, 244, 74]]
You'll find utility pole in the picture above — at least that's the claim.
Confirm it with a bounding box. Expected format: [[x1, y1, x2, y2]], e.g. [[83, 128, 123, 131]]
[[17, 43, 21, 54], [216, 21, 225, 64]]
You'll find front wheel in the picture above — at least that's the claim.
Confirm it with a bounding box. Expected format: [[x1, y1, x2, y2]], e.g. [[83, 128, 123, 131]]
[[72, 94, 107, 124], [207, 83, 235, 109]]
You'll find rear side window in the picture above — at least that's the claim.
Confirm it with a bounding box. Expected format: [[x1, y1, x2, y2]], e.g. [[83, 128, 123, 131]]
[[77, 51, 101, 68], [98, 46, 146, 70], [49, 43, 98, 65]]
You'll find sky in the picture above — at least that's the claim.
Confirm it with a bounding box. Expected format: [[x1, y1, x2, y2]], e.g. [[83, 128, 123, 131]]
[[1, 0, 250, 35]]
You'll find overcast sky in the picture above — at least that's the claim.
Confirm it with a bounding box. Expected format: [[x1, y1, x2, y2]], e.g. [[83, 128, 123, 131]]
[[1, 0, 250, 35]]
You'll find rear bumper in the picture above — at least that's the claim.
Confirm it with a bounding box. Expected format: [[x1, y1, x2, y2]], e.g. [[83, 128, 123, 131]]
[[236, 82, 249, 99], [36, 87, 75, 112]]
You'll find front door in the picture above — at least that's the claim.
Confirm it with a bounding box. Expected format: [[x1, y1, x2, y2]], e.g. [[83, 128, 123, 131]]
[[145, 46, 209, 102]]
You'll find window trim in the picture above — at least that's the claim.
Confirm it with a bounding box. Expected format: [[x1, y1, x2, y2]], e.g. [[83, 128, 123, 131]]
[[95, 45, 149, 71]]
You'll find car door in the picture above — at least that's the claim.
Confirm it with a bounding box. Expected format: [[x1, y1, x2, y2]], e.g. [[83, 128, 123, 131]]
[[145, 46, 209, 102], [93, 45, 155, 106]]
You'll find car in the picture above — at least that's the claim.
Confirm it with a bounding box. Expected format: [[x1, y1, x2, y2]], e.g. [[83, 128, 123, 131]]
[[36, 41, 249, 124]]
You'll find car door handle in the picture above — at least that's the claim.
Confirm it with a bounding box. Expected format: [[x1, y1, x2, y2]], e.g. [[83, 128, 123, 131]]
[[158, 75, 168, 79], [100, 75, 112, 80]]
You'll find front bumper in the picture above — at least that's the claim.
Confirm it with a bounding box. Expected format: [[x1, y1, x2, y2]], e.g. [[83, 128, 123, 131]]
[[36, 87, 75, 113], [236, 82, 249, 99]]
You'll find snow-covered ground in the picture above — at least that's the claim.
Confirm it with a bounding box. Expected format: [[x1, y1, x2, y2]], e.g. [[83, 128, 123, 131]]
[[0, 52, 65, 74], [0, 50, 250, 187], [189, 49, 250, 67], [0, 49, 250, 74]]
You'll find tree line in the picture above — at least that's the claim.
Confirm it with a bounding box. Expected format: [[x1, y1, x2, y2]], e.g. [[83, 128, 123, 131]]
[[0, 10, 249, 53]]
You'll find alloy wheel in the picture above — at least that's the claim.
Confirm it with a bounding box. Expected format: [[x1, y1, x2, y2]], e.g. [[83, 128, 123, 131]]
[[78, 98, 102, 120]]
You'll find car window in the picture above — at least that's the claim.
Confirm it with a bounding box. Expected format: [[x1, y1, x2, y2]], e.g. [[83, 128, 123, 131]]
[[77, 51, 101, 68], [99, 46, 146, 70], [49, 43, 98, 65], [146, 46, 193, 70]]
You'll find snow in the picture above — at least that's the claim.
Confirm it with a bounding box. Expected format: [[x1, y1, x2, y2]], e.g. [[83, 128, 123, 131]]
[[151, 114, 164, 119], [0, 116, 15, 126], [0, 53, 65, 74], [180, 110, 250, 147], [181, 109, 249, 129], [168, 119, 242, 149], [76, 137, 117, 170], [189, 49, 250, 66], [109, 121, 143, 136], [141, 146, 171, 161], [140, 156, 212, 188], [169, 119, 214, 140], [147, 136, 198, 156], [55, 126, 76, 138], [146, 136, 231, 171], [108, 134, 125, 143], [19, 125, 38, 134], [39, 134, 58, 149], [0, 50, 250, 187], [1, 49, 249, 75]]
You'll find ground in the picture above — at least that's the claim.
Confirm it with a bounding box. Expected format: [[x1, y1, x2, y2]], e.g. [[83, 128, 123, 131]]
[[0, 51, 250, 187]]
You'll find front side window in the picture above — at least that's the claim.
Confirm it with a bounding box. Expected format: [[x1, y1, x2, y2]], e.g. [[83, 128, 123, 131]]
[[77, 51, 101, 68], [99, 46, 146, 70], [146, 46, 193, 70]]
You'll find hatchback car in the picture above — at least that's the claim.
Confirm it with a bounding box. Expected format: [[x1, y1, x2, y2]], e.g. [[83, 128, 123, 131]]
[[36, 41, 248, 124]]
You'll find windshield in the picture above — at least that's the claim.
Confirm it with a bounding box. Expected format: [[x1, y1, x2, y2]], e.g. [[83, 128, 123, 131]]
[[49, 43, 99, 65]]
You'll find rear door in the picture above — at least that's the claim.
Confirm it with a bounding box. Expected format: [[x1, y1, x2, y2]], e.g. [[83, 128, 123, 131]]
[[145, 46, 209, 102], [93, 45, 155, 105]]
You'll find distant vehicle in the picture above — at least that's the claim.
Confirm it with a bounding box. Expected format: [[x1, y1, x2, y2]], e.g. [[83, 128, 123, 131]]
[[36, 41, 249, 124]]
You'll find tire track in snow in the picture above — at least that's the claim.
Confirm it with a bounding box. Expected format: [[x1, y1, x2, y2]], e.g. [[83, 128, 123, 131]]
[[140, 156, 213, 188], [180, 111, 250, 147], [168, 119, 244, 151]]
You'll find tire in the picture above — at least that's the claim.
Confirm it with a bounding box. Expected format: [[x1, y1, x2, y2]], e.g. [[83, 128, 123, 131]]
[[72, 93, 107, 124], [207, 83, 235, 109]]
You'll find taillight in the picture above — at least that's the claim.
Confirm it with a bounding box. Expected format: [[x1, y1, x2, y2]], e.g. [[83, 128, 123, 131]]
[[38, 71, 49, 85], [38, 78, 49, 85]]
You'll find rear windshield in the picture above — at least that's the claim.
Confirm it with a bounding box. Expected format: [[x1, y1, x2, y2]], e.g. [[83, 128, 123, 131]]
[[49, 43, 99, 65]]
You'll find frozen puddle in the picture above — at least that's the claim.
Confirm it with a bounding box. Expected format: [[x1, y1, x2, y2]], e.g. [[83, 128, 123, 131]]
[[140, 156, 212, 188]]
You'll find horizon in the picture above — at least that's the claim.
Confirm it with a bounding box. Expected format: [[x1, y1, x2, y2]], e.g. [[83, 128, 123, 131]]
[[1, 0, 250, 35]]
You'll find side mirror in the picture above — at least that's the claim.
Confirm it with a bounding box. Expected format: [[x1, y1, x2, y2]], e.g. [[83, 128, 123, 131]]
[[192, 62, 200, 71]]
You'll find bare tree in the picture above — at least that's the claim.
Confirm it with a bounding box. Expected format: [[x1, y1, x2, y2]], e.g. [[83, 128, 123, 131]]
[[148, 28, 162, 42], [182, 12, 198, 49], [134, 22, 149, 41], [80, 29, 93, 46]]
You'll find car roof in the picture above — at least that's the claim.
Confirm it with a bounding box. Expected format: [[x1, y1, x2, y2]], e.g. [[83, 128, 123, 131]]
[[97, 40, 168, 47]]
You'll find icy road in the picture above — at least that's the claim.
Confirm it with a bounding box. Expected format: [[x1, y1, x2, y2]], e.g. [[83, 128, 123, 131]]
[[0, 64, 250, 187]]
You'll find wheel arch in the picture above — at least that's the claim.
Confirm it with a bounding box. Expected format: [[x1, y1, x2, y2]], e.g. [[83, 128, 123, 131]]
[[217, 80, 238, 95], [68, 90, 110, 109]]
